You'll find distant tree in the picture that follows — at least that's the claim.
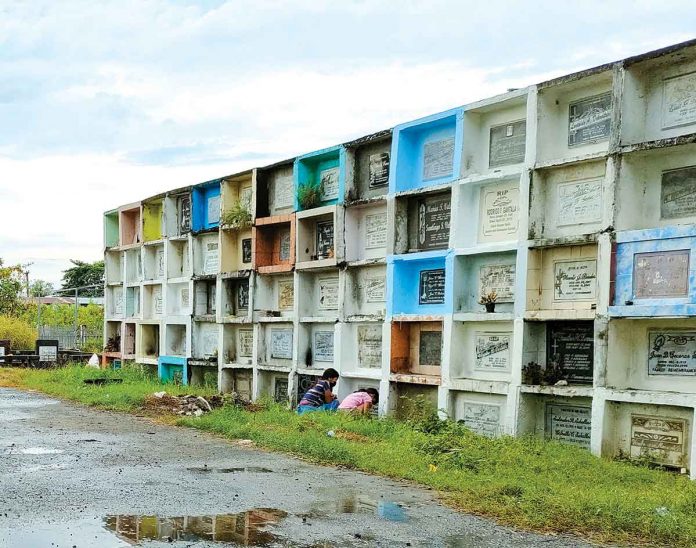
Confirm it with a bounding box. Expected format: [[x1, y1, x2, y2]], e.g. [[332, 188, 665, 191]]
[[29, 280, 54, 297], [0, 258, 24, 315], [60, 260, 104, 297]]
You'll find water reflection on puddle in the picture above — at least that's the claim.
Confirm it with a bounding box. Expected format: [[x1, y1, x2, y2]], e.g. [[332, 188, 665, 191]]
[[104, 508, 288, 545], [188, 466, 273, 474], [307, 494, 408, 522]]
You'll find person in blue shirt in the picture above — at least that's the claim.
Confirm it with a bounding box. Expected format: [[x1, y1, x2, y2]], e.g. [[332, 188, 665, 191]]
[[297, 368, 340, 415]]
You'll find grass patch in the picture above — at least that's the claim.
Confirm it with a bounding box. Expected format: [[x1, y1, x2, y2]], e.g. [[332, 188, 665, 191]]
[[2, 366, 696, 546]]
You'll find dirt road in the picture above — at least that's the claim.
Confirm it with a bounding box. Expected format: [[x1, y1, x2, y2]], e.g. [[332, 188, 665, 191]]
[[0, 388, 589, 547]]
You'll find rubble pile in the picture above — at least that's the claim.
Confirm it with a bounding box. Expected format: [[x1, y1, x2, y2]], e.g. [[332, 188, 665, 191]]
[[144, 391, 254, 416]]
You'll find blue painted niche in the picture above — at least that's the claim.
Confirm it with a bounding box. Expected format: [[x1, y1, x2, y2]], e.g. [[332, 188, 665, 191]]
[[158, 355, 188, 385], [610, 225, 696, 317], [294, 145, 346, 211], [192, 180, 222, 232], [387, 250, 453, 316], [389, 107, 464, 194]]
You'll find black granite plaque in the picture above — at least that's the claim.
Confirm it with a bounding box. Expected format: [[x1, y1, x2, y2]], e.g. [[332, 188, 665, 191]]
[[179, 195, 191, 234], [237, 281, 249, 309], [316, 220, 334, 259], [568, 92, 612, 147], [274, 378, 289, 403], [418, 194, 451, 250], [419, 330, 442, 366], [419, 269, 446, 305], [242, 238, 252, 264], [489, 120, 526, 167], [297, 374, 317, 403], [368, 152, 390, 188], [547, 322, 594, 384], [36, 339, 59, 363]]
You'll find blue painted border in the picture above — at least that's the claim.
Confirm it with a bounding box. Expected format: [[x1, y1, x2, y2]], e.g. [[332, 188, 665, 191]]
[[192, 179, 222, 232], [389, 106, 464, 194], [294, 145, 346, 211], [611, 228, 696, 317], [157, 355, 188, 385], [386, 250, 453, 317]]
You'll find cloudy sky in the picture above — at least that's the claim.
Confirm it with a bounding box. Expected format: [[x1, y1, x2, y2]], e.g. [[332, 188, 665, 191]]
[[0, 1, 694, 287]]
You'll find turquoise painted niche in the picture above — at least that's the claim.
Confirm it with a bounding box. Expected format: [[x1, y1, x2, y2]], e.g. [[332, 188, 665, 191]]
[[294, 145, 346, 211], [387, 250, 453, 317], [389, 107, 464, 194], [192, 180, 222, 232], [610, 225, 696, 317], [158, 355, 188, 385]]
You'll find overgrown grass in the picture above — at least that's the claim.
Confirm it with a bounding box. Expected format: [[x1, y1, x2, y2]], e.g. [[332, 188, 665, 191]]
[[0, 365, 215, 412], [3, 365, 696, 546]]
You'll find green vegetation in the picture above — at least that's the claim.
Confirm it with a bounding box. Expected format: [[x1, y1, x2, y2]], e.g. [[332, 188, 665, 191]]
[[60, 259, 104, 297], [0, 316, 37, 349], [2, 365, 696, 546], [221, 200, 252, 228], [296, 181, 321, 209], [0, 365, 215, 412]]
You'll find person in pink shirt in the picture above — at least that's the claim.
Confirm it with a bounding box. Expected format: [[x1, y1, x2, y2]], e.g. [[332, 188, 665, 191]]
[[338, 388, 379, 414]]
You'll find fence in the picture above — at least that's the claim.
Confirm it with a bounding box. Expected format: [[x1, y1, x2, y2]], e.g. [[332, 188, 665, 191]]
[[39, 325, 103, 352]]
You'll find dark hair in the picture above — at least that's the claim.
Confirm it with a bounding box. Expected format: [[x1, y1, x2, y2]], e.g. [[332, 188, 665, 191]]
[[321, 368, 339, 380], [357, 387, 379, 404]]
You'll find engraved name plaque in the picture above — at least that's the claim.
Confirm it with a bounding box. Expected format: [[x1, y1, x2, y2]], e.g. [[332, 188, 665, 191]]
[[274, 175, 294, 210], [633, 250, 690, 299], [365, 212, 388, 249], [368, 152, 390, 188], [278, 228, 291, 262], [178, 195, 191, 234], [419, 269, 446, 305], [278, 280, 294, 310], [479, 185, 519, 240], [242, 238, 252, 264], [661, 166, 696, 219], [274, 378, 288, 403], [631, 415, 686, 466], [418, 194, 451, 250], [568, 92, 612, 147], [423, 138, 455, 181], [357, 325, 382, 368], [318, 277, 339, 310], [460, 402, 500, 437], [270, 328, 293, 360], [547, 322, 594, 383], [365, 277, 386, 303], [489, 120, 526, 167], [238, 329, 254, 358], [648, 331, 696, 376], [207, 195, 220, 224], [316, 220, 334, 259], [203, 242, 219, 275], [475, 332, 511, 371], [662, 72, 696, 129], [419, 330, 442, 366], [314, 330, 334, 362], [557, 178, 603, 226], [545, 404, 591, 449], [479, 264, 515, 303], [320, 167, 339, 201], [237, 281, 249, 310], [553, 259, 597, 301]]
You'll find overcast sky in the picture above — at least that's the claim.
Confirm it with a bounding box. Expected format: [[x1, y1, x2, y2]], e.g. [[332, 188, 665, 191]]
[[0, 1, 694, 287]]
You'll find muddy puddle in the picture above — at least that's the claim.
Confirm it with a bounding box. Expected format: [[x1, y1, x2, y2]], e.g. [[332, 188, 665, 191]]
[[188, 465, 273, 474]]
